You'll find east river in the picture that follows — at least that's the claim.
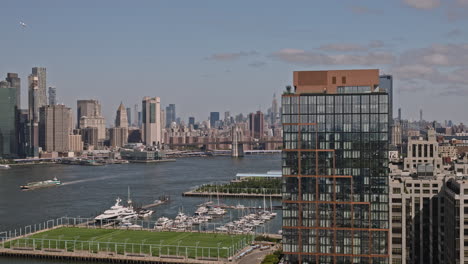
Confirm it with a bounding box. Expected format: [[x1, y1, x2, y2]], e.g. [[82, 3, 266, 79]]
[[0, 154, 281, 264]]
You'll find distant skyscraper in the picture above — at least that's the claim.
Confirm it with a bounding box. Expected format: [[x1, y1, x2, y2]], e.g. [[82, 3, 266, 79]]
[[210, 112, 220, 128], [48, 86, 57, 105], [282, 70, 389, 263], [138, 111, 142, 127], [165, 104, 176, 128], [17, 109, 29, 157], [420, 109, 423, 122], [112, 103, 129, 149], [142, 97, 162, 146], [224, 111, 231, 125], [115, 102, 128, 128], [271, 93, 278, 124], [81, 127, 99, 149], [398, 107, 401, 121], [0, 84, 18, 157], [28, 76, 41, 123], [77, 100, 106, 140], [249, 111, 264, 139], [28, 75, 41, 154], [109, 127, 128, 148], [133, 104, 138, 127], [5, 73, 21, 108], [188, 117, 195, 127], [126, 107, 132, 127], [31, 67, 47, 110], [39, 104, 71, 152]]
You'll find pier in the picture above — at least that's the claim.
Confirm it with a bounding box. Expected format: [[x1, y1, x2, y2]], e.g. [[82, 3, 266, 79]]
[[141, 199, 168, 209]]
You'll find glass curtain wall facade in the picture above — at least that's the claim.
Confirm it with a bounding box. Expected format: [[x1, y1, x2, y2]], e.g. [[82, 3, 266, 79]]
[[0, 87, 17, 157], [282, 91, 389, 264]]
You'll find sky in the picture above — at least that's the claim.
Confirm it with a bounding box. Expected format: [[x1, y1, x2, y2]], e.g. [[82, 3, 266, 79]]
[[1, 0, 468, 125]]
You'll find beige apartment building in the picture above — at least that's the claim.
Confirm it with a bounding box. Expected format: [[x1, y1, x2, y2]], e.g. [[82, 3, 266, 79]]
[[404, 129, 443, 173]]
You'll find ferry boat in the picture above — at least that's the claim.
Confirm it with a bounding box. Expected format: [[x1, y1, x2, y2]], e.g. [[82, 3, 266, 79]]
[[20, 177, 61, 190]]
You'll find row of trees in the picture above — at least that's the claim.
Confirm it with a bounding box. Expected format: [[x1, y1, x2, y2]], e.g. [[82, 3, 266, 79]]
[[195, 178, 281, 195]]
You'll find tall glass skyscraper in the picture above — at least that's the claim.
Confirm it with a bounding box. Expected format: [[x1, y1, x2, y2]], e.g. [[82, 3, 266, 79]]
[[210, 112, 220, 128], [165, 104, 176, 127], [282, 70, 389, 264], [48, 86, 57, 105], [0, 85, 17, 157], [31, 67, 47, 111]]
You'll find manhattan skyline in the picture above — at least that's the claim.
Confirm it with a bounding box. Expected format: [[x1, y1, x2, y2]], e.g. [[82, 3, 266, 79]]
[[1, 0, 468, 123]]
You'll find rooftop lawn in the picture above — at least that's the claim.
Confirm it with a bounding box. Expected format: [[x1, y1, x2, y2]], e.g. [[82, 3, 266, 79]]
[[3, 227, 251, 258]]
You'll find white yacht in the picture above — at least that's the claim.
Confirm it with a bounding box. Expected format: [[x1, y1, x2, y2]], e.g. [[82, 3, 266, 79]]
[[120, 220, 142, 229], [155, 217, 172, 230], [174, 212, 188, 223], [208, 207, 226, 216], [94, 197, 137, 221], [137, 209, 154, 218], [0, 164, 11, 169]]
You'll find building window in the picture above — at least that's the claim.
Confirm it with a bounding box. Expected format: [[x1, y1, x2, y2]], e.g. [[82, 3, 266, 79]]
[[332, 76, 336, 84], [342, 76, 346, 84], [150, 103, 156, 123], [392, 248, 402, 255]]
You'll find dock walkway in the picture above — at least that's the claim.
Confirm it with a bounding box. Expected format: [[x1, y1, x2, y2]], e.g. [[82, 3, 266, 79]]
[[0, 248, 227, 264]]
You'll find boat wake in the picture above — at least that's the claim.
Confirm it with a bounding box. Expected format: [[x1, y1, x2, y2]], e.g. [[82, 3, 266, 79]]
[[61, 175, 118, 186]]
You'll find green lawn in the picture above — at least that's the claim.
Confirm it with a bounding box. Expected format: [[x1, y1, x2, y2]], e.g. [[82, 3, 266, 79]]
[[3, 227, 251, 259]]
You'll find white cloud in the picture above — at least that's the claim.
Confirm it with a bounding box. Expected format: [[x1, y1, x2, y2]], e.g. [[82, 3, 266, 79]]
[[206, 51, 258, 61], [391, 64, 437, 79], [318, 40, 385, 52], [318, 43, 366, 52], [271, 49, 394, 66], [248, 61, 267, 68], [403, 0, 440, 9], [445, 29, 463, 37], [349, 5, 383, 15], [400, 43, 468, 66]]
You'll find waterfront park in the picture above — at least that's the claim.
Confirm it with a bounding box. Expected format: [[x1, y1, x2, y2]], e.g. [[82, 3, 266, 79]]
[[0, 218, 254, 261]]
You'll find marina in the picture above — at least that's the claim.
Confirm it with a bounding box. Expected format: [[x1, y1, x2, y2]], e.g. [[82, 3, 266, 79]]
[[0, 155, 282, 264]]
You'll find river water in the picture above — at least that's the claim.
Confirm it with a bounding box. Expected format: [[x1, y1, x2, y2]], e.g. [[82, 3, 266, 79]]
[[0, 155, 281, 264]]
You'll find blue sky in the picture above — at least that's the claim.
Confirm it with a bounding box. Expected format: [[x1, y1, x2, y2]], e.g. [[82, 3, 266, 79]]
[[1, 0, 468, 124]]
